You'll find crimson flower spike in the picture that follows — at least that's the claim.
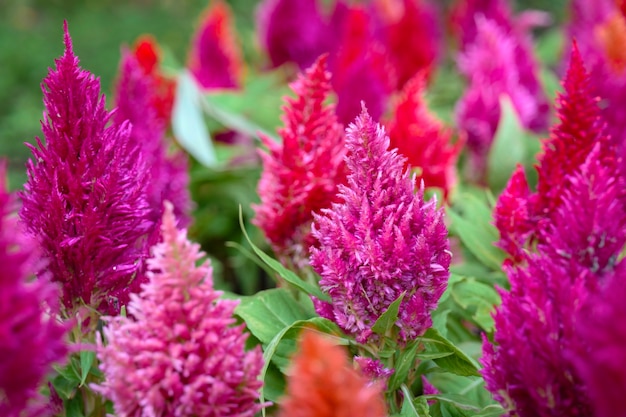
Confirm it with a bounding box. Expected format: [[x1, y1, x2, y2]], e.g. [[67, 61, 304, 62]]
[[20, 22, 156, 316], [188, 0, 243, 89], [253, 55, 346, 272]]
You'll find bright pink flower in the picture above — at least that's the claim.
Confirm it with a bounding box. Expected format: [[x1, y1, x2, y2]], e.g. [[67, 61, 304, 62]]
[[188, 0, 243, 89], [95, 203, 265, 417], [386, 72, 462, 199], [114, 49, 191, 226], [20, 23, 155, 315], [310, 107, 451, 344], [0, 162, 67, 417], [254, 55, 346, 269]]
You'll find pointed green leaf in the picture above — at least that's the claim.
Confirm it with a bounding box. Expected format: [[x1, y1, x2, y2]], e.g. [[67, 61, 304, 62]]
[[420, 328, 480, 377], [79, 350, 95, 386], [388, 339, 422, 392], [372, 292, 405, 335]]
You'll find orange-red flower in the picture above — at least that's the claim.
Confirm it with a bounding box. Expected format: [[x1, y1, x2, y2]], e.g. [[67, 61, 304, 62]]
[[278, 330, 387, 417]]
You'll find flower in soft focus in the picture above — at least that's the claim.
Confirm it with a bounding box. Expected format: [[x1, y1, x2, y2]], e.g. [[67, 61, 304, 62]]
[[95, 202, 264, 417], [310, 107, 451, 344], [114, 48, 191, 226], [253, 55, 346, 270], [278, 329, 387, 417], [568, 0, 626, 171], [494, 43, 610, 261], [188, 0, 243, 89], [354, 357, 394, 383], [0, 162, 68, 417], [483, 133, 625, 417], [20, 23, 155, 316], [386, 72, 463, 199], [374, 0, 442, 89], [257, 0, 336, 70], [454, 0, 549, 180], [132, 35, 177, 125], [574, 265, 626, 417]]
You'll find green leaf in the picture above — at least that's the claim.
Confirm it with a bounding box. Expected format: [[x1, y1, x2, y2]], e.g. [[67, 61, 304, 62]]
[[372, 292, 405, 336], [487, 95, 536, 192], [262, 361, 287, 403], [239, 207, 331, 301], [79, 350, 95, 387], [447, 193, 507, 272], [450, 277, 501, 332], [388, 340, 422, 392], [259, 317, 345, 416], [420, 328, 481, 377], [423, 393, 482, 412], [399, 384, 420, 417], [172, 71, 216, 167], [65, 391, 85, 417], [235, 288, 315, 344], [474, 405, 506, 417]]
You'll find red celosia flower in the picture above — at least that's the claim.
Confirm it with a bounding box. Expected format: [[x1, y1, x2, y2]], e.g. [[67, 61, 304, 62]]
[[20, 23, 155, 315], [132, 35, 176, 125], [188, 0, 243, 89], [114, 49, 192, 226], [386, 72, 462, 199], [374, 0, 441, 89], [278, 329, 387, 417], [0, 162, 68, 417], [95, 203, 265, 417], [253, 55, 346, 270]]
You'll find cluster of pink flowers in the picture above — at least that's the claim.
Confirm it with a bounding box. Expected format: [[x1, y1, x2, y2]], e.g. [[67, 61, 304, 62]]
[[95, 203, 265, 416]]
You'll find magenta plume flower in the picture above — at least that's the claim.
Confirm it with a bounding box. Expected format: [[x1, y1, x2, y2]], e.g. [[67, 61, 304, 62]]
[[482, 141, 626, 417], [574, 265, 626, 417], [253, 55, 346, 270], [310, 107, 451, 344], [19, 23, 156, 316], [95, 202, 265, 417], [114, 48, 191, 226], [188, 0, 243, 89], [0, 163, 67, 417]]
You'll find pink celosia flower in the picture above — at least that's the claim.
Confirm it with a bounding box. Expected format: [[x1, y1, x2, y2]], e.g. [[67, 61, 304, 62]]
[[114, 49, 191, 226], [132, 35, 177, 125], [310, 107, 451, 344], [573, 265, 626, 417], [354, 357, 394, 383], [385, 72, 463, 199], [20, 23, 155, 316], [454, 0, 549, 180], [278, 330, 387, 417], [95, 202, 265, 417], [494, 43, 611, 261], [0, 162, 67, 417], [188, 0, 243, 89], [253, 55, 346, 270], [483, 120, 625, 417]]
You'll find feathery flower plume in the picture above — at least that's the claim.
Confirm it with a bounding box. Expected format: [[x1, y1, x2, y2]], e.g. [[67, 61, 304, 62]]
[[455, 13, 549, 179], [253, 55, 346, 270], [114, 49, 191, 226], [494, 43, 610, 261], [132, 35, 176, 125], [386, 72, 462, 199], [278, 329, 387, 417], [0, 162, 67, 417], [20, 23, 155, 316], [95, 202, 264, 417], [310, 107, 451, 344], [483, 140, 625, 417], [574, 265, 626, 417], [188, 0, 243, 89]]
